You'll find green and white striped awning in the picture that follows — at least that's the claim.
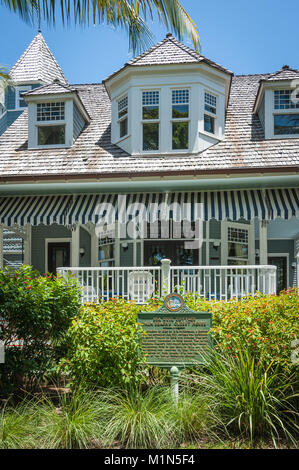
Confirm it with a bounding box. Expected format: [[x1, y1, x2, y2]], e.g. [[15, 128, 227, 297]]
[[0, 188, 298, 226]]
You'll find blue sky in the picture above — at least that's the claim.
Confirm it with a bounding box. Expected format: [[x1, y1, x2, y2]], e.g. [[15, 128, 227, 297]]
[[0, 0, 298, 84]]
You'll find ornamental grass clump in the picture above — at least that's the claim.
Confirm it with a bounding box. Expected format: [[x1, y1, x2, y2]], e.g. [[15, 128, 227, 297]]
[[36, 387, 104, 449], [95, 386, 180, 449], [190, 349, 299, 447], [0, 398, 39, 449]]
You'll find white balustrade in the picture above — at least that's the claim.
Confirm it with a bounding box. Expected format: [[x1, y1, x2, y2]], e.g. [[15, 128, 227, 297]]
[[57, 264, 277, 304]]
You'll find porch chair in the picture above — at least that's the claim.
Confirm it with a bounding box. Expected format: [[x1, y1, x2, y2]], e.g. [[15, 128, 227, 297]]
[[128, 271, 155, 304]]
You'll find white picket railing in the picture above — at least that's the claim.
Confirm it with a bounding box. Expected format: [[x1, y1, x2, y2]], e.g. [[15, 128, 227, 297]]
[[57, 262, 277, 304]]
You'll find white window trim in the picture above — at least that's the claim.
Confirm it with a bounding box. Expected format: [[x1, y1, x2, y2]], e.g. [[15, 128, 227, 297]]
[[170, 87, 191, 151], [141, 89, 161, 153], [221, 220, 255, 265], [29, 99, 73, 149], [269, 88, 299, 139], [15, 85, 32, 110], [117, 94, 129, 140], [202, 89, 218, 137]]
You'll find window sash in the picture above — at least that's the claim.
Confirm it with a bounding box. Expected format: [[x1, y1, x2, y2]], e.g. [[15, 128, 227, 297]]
[[274, 114, 299, 135], [274, 90, 299, 110], [37, 102, 65, 121]]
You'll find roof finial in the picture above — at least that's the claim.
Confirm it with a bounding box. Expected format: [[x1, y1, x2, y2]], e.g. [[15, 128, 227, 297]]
[[37, 0, 41, 33]]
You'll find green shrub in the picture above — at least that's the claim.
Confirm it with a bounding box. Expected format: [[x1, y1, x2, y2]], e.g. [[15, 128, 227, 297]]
[[190, 349, 299, 447], [61, 299, 146, 388], [0, 265, 81, 395], [183, 289, 299, 371]]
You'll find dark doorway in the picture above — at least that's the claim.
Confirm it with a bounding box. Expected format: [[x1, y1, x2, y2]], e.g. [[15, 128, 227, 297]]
[[268, 256, 288, 294], [47, 242, 70, 274], [144, 240, 199, 266]]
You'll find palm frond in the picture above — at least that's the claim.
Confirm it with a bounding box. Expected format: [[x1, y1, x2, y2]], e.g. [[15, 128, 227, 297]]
[[2, 1, 200, 54]]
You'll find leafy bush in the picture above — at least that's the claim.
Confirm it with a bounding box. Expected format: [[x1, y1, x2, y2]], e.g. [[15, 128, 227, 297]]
[[183, 289, 299, 371], [189, 349, 299, 446], [61, 299, 146, 388], [0, 265, 81, 395]]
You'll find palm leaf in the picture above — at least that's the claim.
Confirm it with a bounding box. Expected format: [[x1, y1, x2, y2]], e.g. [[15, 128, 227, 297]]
[[2, 0, 200, 54]]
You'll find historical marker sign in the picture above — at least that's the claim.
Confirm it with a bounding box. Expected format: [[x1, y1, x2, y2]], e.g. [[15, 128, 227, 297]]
[[138, 293, 212, 368]]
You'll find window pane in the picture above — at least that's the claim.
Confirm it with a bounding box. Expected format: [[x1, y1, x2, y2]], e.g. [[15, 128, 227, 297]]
[[38, 125, 65, 145], [143, 123, 159, 151], [274, 114, 299, 135], [120, 117, 128, 138], [143, 105, 159, 120], [204, 114, 215, 133], [204, 104, 216, 114], [274, 90, 299, 110], [118, 96, 128, 118], [172, 104, 189, 118], [37, 102, 65, 121], [19, 98, 27, 108], [172, 122, 189, 150]]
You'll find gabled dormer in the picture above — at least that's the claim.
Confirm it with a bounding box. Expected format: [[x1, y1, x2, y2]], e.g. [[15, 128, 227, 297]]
[[0, 32, 68, 135], [23, 79, 90, 149], [254, 65, 299, 139], [104, 34, 232, 156]]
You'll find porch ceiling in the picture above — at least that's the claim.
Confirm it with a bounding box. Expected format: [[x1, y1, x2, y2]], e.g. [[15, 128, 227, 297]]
[[0, 189, 298, 226]]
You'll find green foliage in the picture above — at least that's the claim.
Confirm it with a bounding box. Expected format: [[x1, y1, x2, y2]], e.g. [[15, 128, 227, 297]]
[[184, 289, 299, 371], [0, 265, 81, 394], [0, 398, 39, 449], [61, 299, 146, 388], [190, 349, 299, 447], [36, 387, 104, 449], [95, 386, 178, 448]]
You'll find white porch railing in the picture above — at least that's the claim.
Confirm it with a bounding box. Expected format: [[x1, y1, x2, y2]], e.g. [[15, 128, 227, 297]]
[[57, 263, 277, 304]]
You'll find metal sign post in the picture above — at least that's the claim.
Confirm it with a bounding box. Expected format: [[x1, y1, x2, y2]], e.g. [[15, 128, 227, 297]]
[[138, 293, 213, 401]]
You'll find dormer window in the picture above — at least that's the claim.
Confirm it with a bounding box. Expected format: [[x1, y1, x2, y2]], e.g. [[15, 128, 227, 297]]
[[204, 91, 217, 134], [273, 89, 299, 136], [172, 89, 189, 150], [142, 91, 160, 151], [118, 95, 128, 138], [36, 101, 66, 146]]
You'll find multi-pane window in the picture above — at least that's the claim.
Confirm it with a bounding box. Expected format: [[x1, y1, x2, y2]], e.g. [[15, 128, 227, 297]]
[[98, 235, 115, 267], [118, 95, 128, 138], [274, 90, 299, 110], [204, 91, 217, 134], [172, 89, 189, 150], [142, 91, 159, 151], [227, 227, 249, 265], [37, 102, 65, 121]]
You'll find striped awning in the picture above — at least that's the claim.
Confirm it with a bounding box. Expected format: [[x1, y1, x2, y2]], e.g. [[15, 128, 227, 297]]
[[0, 188, 298, 226]]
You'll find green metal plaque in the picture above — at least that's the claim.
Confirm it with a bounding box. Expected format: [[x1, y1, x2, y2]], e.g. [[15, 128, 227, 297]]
[[138, 293, 212, 368]]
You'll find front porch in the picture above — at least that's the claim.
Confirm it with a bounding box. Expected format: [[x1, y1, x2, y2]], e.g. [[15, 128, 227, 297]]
[[0, 189, 298, 303]]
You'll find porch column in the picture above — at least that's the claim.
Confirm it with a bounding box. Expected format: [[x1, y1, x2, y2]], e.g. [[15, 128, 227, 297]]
[[23, 223, 31, 265], [90, 224, 99, 266], [259, 220, 268, 265], [71, 225, 80, 267], [0, 224, 3, 269]]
